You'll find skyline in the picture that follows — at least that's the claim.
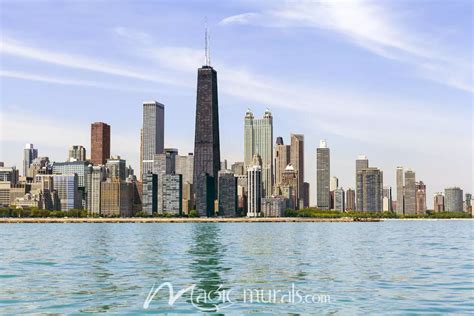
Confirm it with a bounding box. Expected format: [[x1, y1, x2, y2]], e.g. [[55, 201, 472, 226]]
[[0, 0, 472, 207]]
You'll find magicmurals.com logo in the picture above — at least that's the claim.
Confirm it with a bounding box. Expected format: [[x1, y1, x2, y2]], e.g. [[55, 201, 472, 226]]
[[143, 282, 331, 312]]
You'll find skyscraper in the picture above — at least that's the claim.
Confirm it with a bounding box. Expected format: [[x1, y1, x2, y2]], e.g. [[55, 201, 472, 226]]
[[157, 174, 182, 215], [404, 170, 416, 215], [89, 165, 106, 215], [23, 143, 38, 177], [396, 166, 404, 215], [334, 187, 345, 211], [356, 167, 383, 212], [106, 156, 127, 181], [247, 155, 262, 217], [355, 155, 368, 211], [415, 181, 427, 215], [317, 140, 330, 210], [382, 186, 393, 212], [274, 137, 291, 191], [244, 109, 273, 197], [445, 187, 463, 212], [193, 64, 220, 214], [175, 153, 194, 184], [346, 188, 355, 211], [330, 176, 339, 192], [53, 174, 81, 211], [142, 173, 157, 215], [91, 122, 110, 165], [68, 145, 86, 161], [290, 134, 304, 207], [142, 101, 165, 178], [280, 164, 298, 210]]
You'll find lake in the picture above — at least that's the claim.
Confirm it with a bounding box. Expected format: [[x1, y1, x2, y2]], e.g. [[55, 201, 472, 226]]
[[1, 220, 473, 314]]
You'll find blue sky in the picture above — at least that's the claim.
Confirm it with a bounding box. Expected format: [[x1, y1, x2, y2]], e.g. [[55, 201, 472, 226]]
[[1, 0, 472, 207]]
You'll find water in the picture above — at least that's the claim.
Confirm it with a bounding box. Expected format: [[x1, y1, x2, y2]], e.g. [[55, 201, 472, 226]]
[[1, 220, 473, 314]]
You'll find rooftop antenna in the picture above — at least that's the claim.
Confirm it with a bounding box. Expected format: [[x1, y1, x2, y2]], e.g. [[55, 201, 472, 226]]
[[204, 17, 211, 66]]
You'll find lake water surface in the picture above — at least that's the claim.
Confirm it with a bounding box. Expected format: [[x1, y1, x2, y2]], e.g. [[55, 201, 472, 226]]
[[1, 220, 473, 314]]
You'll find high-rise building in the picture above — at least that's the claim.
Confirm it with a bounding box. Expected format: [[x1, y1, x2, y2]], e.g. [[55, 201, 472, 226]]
[[182, 181, 194, 215], [237, 174, 248, 214], [193, 65, 220, 213], [433, 193, 445, 212], [91, 122, 110, 165], [290, 134, 304, 207], [261, 196, 289, 217], [355, 155, 368, 211], [100, 179, 133, 217], [317, 140, 330, 210], [142, 173, 157, 215], [396, 166, 404, 215], [53, 174, 81, 211], [220, 160, 228, 170], [68, 145, 86, 161], [157, 174, 182, 215], [89, 165, 106, 215], [28, 157, 51, 178], [445, 187, 463, 212], [153, 149, 177, 175], [142, 101, 165, 178], [303, 182, 310, 208], [106, 156, 127, 181], [382, 186, 393, 212], [278, 164, 298, 210], [464, 193, 472, 213], [404, 170, 416, 215], [244, 109, 273, 197], [330, 176, 339, 192], [247, 155, 262, 217], [231, 162, 245, 176], [52, 161, 91, 208], [175, 153, 194, 184], [274, 137, 291, 190], [334, 187, 345, 211], [346, 188, 355, 211], [356, 167, 383, 212], [0, 166, 19, 185], [23, 143, 38, 177], [415, 181, 427, 215], [218, 169, 237, 216]]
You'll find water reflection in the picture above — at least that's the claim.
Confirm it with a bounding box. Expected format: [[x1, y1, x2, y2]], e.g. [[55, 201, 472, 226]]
[[187, 223, 228, 312]]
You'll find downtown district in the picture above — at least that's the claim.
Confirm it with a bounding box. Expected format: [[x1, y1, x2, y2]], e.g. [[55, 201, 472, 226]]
[[1, 64, 472, 218]]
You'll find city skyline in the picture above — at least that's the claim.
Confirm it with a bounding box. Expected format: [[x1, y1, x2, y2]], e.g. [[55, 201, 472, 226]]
[[1, 1, 472, 207]]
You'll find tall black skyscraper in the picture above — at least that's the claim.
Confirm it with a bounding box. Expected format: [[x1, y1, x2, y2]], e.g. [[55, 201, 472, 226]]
[[193, 65, 221, 216]]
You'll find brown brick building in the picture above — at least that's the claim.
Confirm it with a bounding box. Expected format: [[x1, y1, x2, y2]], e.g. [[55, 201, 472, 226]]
[[91, 122, 110, 165]]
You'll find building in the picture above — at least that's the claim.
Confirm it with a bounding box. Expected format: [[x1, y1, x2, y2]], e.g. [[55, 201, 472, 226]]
[[261, 196, 289, 217], [382, 186, 393, 212], [403, 170, 416, 215], [0, 166, 19, 185], [247, 155, 262, 217], [221, 160, 228, 170], [193, 64, 221, 212], [244, 109, 273, 198], [0, 182, 11, 206], [182, 181, 194, 214], [157, 174, 182, 215], [175, 153, 194, 184], [100, 180, 133, 217], [237, 174, 248, 214], [433, 193, 444, 212], [290, 134, 304, 208], [23, 143, 38, 177], [330, 176, 339, 191], [355, 155, 369, 211], [346, 188, 355, 211], [415, 181, 427, 215], [396, 166, 404, 215], [356, 167, 383, 212], [444, 187, 463, 212], [464, 193, 472, 213], [153, 148, 177, 175], [27, 157, 50, 178], [89, 165, 106, 215], [303, 182, 310, 208], [106, 156, 127, 181], [32, 174, 57, 210], [218, 170, 237, 216], [274, 137, 291, 191], [52, 161, 91, 207], [53, 174, 81, 211], [91, 122, 110, 165], [317, 140, 330, 210], [142, 173, 158, 215], [142, 101, 165, 178], [231, 162, 245, 176], [68, 145, 86, 161], [195, 172, 214, 217], [277, 164, 298, 210], [334, 187, 345, 211]]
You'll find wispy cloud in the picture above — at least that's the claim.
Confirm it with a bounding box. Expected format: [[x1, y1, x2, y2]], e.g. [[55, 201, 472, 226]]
[[220, 0, 473, 93]]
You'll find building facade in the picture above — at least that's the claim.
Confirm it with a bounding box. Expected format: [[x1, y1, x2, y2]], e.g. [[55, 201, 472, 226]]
[[175, 153, 194, 184], [68, 145, 86, 161], [356, 167, 383, 212], [53, 174, 81, 211], [433, 193, 445, 212], [261, 196, 289, 217], [415, 181, 427, 215], [274, 137, 291, 191], [23, 143, 38, 177], [346, 188, 355, 211], [142, 101, 165, 178], [355, 155, 369, 211], [444, 187, 463, 212], [142, 173, 157, 215], [157, 174, 182, 215], [290, 134, 304, 208], [334, 187, 345, 211], [396, 166, 404, 215], [382, 186, 393, 212], [317, 140, 330, 210], [218, 170, 237, 216], [91, 122, 110, 165], [247, 155, 262, 217]]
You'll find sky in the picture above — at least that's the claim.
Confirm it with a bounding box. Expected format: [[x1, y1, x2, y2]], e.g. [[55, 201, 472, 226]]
[[0, 0, 472, 207]]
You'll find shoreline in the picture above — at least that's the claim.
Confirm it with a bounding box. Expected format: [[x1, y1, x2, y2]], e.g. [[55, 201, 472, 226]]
[[0, 217, 381, 223]]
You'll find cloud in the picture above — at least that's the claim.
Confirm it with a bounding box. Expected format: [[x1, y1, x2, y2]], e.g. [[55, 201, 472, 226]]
[[220, 0, 473, 93]]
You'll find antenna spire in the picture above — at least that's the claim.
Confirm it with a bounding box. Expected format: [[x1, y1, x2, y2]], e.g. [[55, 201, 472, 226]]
[[204, 17, 211, 66]]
